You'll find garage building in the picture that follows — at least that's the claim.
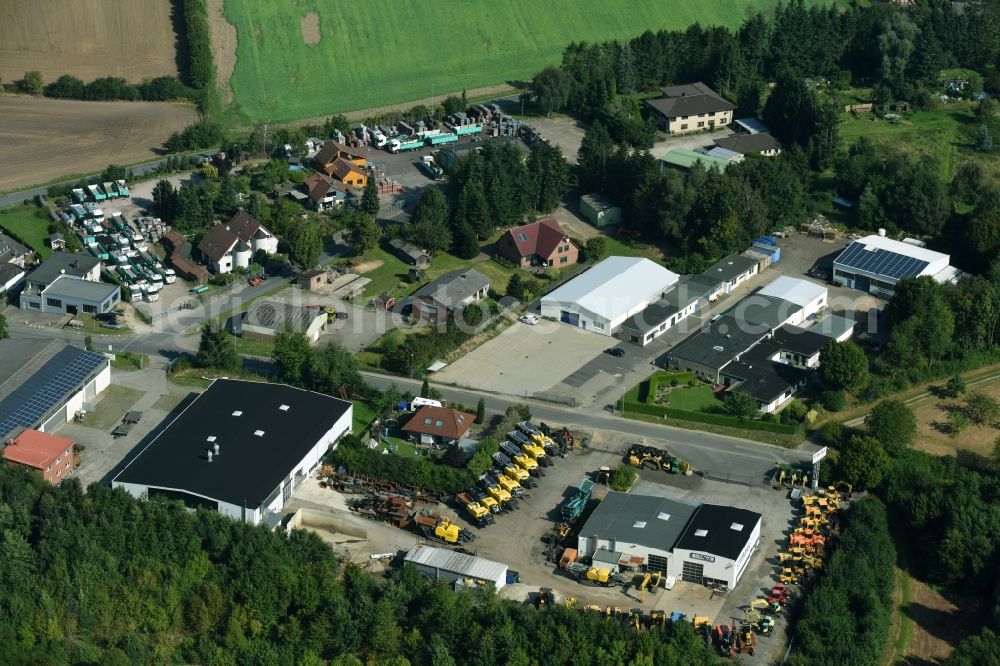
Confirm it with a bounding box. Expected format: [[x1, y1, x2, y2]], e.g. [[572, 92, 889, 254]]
[[404, 544, 509, 590], [0, 339, 111, 439], [576, 492, 762, 589], [541, 256, 678, 336], [113, 379, 352, 527], [833, 234, 960, 297], [579, 193, 622, 228], [235, 300, 328, 343]]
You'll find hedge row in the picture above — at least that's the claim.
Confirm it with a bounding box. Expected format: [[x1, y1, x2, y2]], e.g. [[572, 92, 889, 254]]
[[623, 400, 800, 435], [183, 0, 215, 90], [331, 436, 473, 494]]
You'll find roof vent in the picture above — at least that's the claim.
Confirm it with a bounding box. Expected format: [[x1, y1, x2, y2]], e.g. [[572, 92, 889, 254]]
[[713, 345, 724, 352], [254, 430, 265, 437], [279, 404, 290, 411], [232, 411, 243, 417], [633, 521, 647, 528], [657, 512, 671, 521], [206, 435, 217, 442], [694, 529, 708, 537], [206, 450, 213, 462], [730, 523, 744, 531]]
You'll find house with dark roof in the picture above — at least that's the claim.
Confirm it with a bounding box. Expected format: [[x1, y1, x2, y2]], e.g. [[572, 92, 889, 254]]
[[713, 132, 782, 156], [0, 263, 25, 295], [328, 158, 368, 188], [402, 405, 475, 445], [0, 339, 110, 439], [389, 238, 432, 267], [196, 212, 277, 275], [23, 252, 101, 291], [497, 218, 579, 269], [235, 300, 328, 343], [0, 231, 32, 267], [314, 141, 367, 170], [645, 82, 735, 134], [303, 172, 357, 211], [112, 378, 353, 527], [410, 269, 490, 322], [575, 491, 761, 588], [162, 231, 210, 284]]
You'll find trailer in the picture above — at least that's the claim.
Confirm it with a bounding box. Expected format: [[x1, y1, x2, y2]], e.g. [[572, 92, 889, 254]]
[[102, 182, 118, 198], [86, 184, 106, 201], [426, 132, 458, 146], [116, 180, 129, 197], [72, 188, 87, 204], [389, 137, 424, 153], [455, 123, 483, 136], [69, 204, 88, 221]]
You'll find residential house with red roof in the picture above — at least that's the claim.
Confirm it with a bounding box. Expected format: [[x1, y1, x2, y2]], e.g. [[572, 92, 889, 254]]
[[402, 406, 475, 445], [497, 218, 579, 269], [3, 429, 75, 485]]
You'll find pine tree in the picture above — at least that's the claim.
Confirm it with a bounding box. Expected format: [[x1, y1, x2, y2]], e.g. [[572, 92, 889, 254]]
[[361, 179, 380, 217], [420, 378, 430, 398], [977, 124, 992, 153], [475, 398, 485, 424], [452, 222, 479, 260], [196, 322, 239, 371]]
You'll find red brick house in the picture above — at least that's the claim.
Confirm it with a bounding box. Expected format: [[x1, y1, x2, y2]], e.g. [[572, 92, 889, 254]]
[[3, 429, 75, 485], [497, 218, 579, 269], [402, 406, 475, 445]]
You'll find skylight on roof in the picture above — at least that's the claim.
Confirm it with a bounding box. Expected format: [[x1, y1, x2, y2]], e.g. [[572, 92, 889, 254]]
[[424, 418, 433, 425], [435, 420, 444, 427], [633, 521, 647, 528], [232, 411, 242, 417], [279, 404, 290, 411], [694, 529, 708, 537], [657, 512, 671, 521], [206, 436, 217, 442], [517, 232, 529, 242], [731, 523, 744, 531], [254, 430, 265, 437]]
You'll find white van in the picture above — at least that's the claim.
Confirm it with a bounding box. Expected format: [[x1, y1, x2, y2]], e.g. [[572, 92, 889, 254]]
[[410, 397, 443, 411]]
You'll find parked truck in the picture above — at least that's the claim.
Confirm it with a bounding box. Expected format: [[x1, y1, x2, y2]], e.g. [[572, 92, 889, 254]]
[[389, 137, 424, 153], [561, 478, 594, 522], [87, 184, 106, 202], [426, 132, 458, 146]]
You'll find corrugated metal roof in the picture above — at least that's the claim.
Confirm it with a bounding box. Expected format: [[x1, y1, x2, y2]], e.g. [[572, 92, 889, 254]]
[[404, 545, 507, 582], [542, 256, 678, 322]]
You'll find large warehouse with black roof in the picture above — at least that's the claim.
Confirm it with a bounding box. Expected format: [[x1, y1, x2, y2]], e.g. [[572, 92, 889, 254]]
[[113, 379, 352, 526], [576, 491, 762, 588]]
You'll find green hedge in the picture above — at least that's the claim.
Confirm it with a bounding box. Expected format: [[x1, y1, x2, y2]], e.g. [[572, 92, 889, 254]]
[[623, 400, 800, 435], [183, 0, 215, 90]]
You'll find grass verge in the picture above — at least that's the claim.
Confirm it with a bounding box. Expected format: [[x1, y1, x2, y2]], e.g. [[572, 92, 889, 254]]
[[620, 410, 803, 448]]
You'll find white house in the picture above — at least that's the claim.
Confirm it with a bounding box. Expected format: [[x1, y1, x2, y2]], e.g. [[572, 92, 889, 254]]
[[541, 256, 679, 336], [112, 379, 353, 527], [197, 212, 278, 274]]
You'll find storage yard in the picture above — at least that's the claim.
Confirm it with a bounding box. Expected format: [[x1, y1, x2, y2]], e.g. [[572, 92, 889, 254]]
[[0, 0, 179, 83], [0, 97, 197, 191]]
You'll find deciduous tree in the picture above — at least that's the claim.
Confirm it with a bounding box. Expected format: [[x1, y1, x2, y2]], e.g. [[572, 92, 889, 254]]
[[272, 328, 311, 385], [864, 399, 916, 454], [819, 340, 868, 392]]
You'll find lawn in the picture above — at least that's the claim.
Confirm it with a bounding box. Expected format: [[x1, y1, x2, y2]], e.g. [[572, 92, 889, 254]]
[[352, 400, 377, 433], [0, 203, 53, 258], [221, 0, 823, 123], [596, 235, 665, 262], [625, 371, 720, 412], [233, 335, 274, 358]]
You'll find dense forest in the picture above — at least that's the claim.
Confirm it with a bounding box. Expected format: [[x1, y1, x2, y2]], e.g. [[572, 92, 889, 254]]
[[0, 463, 722, 665]]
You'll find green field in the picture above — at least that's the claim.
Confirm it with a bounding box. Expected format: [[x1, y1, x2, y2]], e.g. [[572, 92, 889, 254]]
[[222, 0, 814, 122], [0, 204, 52, 258]]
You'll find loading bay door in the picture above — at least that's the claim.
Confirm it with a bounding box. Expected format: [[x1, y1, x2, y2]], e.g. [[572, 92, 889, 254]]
[[682, 561, 704, 584]]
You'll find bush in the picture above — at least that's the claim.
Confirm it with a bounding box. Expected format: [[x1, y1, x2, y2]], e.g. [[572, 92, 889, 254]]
[[182, 0, 215, 89], [623, 400, 800, 434], [821, 390, 846, 411], [44, 74, 85, 99], [609, 465, 638, 492], [166, 120, 224, 152]]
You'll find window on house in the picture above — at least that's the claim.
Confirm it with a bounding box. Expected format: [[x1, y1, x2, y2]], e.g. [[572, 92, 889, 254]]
[[83, 304, 96, 314], [681, 124, 688, 130], [560, 256, 567, 264], [697, 122, 704, 128], [28, 301, 39, 309], [56, 469, 61, 476], [46, 298, 62, 308]]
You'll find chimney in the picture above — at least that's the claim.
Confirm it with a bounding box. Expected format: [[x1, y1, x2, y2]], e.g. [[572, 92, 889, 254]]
[[206, 450, 214, 462], [213, 443, 220, 456]]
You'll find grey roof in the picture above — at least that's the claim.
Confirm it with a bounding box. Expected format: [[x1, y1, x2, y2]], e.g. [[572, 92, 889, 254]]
[[113, 379, 352, 509], [682, 274, 725, 295], [580, 491, 699, 554], [242, 300, 323, 333], [0, 340, 108, 439], [809, 314, 856, 340], [698, 255, 759, 285], [26, 252, 101, 287], [646, 82, 735, 119], [414, 269, 490, 310], [44, 275, 119, 303], [714, 133, 782, 154], [389, 238, 431, 264], [668, 314, 763, 372], [580, 192, 619, 212], [675, 504, 762, 560], [734, 118, 770, 134], [404, 544, 507, 582], [0, 263, 25, 286], [728, 294, 802, 333], [771, 324, 830, 357], [0, 231, 30, 259]]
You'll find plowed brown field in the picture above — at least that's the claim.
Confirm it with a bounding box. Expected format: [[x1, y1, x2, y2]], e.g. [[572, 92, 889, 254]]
[[0, 97, 197, 191], [0, 0, 178, 84]]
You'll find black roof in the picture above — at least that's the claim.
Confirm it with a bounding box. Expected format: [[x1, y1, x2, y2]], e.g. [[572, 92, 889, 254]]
[[645, 82, 736, 119], [621, 282, 704, 334], [675, 504, 762, 560], [771, 324, 830, 357], [114, 379, 351, 509], [580, 491, 699, 553], [713, 133, 782, 155], [723, 343, 809, 403], [728, 294, 802, 333], [698, 255, 759, 285], [26, 252, 101, 286], [668, 314, 763, 372]]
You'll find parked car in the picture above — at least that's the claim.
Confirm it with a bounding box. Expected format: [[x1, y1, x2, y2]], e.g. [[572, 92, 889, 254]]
[[519, 314, 539, 325], [100, 321, 124, 330], [604, 348, 625, 358]]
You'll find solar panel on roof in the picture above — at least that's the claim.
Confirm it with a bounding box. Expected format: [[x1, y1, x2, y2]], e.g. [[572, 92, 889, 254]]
[[0, 347, 105, 437], [836, 242, 929, 279]]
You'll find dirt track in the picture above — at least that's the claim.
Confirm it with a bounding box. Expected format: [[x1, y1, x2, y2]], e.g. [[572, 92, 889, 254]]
[[0, 0, 178, 83], [0, 96, 197, 191]]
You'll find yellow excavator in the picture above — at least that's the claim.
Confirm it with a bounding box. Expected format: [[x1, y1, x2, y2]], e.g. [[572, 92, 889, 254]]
[[637, 571, 663, 602], [512, 453, 539, 473]]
